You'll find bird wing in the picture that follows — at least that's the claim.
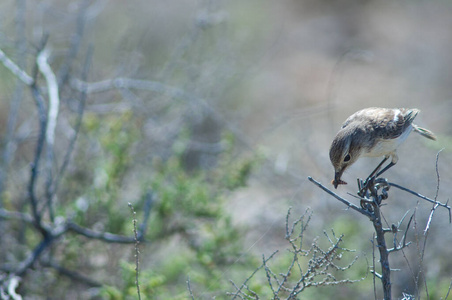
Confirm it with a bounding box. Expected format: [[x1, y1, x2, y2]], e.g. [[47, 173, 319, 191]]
[[341, 107, 418, 140]]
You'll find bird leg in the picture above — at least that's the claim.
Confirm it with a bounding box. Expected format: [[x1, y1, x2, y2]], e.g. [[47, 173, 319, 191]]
[[368, 156, 389, 179], [375, 161, 395, 178], [359, 156, 391, 197]]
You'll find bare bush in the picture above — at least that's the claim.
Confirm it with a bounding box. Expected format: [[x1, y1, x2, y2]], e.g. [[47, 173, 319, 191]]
[[227, 208, 364, 299]]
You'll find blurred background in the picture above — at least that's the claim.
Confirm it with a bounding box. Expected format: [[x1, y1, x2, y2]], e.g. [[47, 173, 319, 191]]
[[0, 0, 451, 299]]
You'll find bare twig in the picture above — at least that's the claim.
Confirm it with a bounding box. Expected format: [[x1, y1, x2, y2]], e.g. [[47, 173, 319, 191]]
[[37, 48, 60, 151], [13, 237, 51, 277], [66, 222, 137, 244], [0, 276, 22, 300], [418, 150, 444, 299], [52, 46, 92, 208], [309, 176, 393, 298], [231, 208, 363, 299], [37, 47, 60, 222], [57, 0, 90, 87], [28, 35, 50, 235], [307, 176, 373, 219], [229, 250, 278, 299], [372, 236, 377, 300], [424, 149, 444, 234], [187, 276, 195, 300], [0, 208, 34, 224], [0, 47, 33, 85], [262, 254, 279, 299], [388, 182, 451, 222], [128, 203, 142, 300], [138, 191, 154, 240], [445, 278, 452, 300]]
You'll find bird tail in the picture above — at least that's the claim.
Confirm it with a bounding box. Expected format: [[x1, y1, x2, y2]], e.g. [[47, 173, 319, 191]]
[[413, 124, 437, 140]]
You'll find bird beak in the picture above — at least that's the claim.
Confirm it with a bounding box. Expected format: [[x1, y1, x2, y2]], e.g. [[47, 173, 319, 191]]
[[334, 172, 341, 189], [332, 170, 346, 189]]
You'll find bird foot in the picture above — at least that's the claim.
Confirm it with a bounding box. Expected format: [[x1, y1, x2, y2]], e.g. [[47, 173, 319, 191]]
[[358, 176, 390, 207], [358, 176, 375, 197]]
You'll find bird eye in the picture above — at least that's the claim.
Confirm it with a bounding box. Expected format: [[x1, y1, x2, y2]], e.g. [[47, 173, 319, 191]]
[[344, 154, 351, 162]]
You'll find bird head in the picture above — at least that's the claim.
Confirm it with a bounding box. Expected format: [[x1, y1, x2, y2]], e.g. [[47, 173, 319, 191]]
[[329, 129, 362, 188]]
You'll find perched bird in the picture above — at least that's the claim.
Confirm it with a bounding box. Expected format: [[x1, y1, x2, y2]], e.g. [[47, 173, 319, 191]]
[[329, 107, 436, 189]]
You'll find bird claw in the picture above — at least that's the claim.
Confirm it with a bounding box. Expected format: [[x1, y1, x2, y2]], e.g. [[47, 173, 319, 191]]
[[358, 176, 375, 197], [358, 176, 390, 206]]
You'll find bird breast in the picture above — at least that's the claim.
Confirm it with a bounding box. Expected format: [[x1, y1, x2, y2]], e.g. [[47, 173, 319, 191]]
[[363, 124, 413, 158]]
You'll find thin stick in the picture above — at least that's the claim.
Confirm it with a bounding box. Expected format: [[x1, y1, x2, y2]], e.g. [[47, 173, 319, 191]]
[[445, 278, 452, 300], [308, 177, 373, 219], [128, 203, 142, 300], [388, 182, 451, 222], [372, 236, 377, 300], [187, 276, 195, 300], [0, 47, 33, 85]]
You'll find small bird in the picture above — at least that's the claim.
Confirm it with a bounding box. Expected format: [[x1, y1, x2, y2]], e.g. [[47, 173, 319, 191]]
[[329, 107, 436, 189]]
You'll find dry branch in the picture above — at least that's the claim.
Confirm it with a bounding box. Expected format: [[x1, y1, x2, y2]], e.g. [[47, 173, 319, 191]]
[[309, 152, 450, 300], [0, 48, 33, 85], [307, 176, 373, 219], [229, 208, 362, 299], [388, 182, 451, 220]]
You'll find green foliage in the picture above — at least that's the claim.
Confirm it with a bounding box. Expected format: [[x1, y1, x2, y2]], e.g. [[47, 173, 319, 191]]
[[216, 133, 262, 190], [425, 276, 452, 299], [63, 110, 141, 233], [98, 131, 258, 298]]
